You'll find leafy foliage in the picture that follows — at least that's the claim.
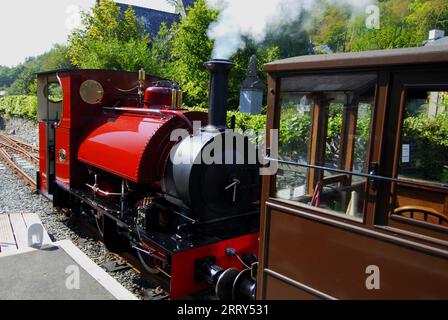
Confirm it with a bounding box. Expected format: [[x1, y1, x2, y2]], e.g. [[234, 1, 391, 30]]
[[402, 112, 448, 182], [0, 65, 23, 91], [309, 0, 448, 52], [67, 0, 156, 72], [279, 108, 311, 160], [310, 3, 352, 52], [187, 105, 267, 134], [0, 96, 38, 120], [160, 0, 218, 108]]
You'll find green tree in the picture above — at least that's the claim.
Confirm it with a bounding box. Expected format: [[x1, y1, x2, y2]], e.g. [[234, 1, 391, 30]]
[[67, 0, 155, 72], [407, 0, 448, 44], [346, 0, 448, 52], [149, 22, 177, 77], [0, 65, 23, 91], [165, 0, 218, 108], [348, 0, 414, 51], [6, 45, 72, 95], [310, 3, 352, 52]]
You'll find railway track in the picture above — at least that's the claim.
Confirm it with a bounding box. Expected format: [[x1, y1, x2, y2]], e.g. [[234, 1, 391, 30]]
[[0, 135, 170, 299], [0, 133, 201, 299], [0, 133, 37, 188]]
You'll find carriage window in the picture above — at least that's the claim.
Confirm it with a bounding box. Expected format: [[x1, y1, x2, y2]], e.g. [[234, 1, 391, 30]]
[[392, 89, 448, 227], [398, 90, 448, 184], [275, 74, 376, 220]]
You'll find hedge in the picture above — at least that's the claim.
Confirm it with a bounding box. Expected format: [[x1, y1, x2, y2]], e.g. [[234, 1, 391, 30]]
[[402, 112, 448, 183], [188, 105, 267, 132], [0, 95, 38, 120]]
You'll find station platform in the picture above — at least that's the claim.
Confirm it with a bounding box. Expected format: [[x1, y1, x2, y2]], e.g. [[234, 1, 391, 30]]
[[0, 213, 137, 300]]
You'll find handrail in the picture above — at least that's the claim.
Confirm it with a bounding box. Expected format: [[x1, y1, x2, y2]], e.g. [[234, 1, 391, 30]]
[[267, 157, 448, 192], [103, 107, 194, 131], [103, 107, 165, 117]]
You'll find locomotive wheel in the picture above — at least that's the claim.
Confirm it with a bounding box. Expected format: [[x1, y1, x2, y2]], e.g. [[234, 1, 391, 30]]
[[135, 225, 161, 275], [137, 248, 161, 275]]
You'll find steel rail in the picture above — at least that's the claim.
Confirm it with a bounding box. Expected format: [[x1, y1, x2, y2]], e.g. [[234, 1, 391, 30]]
[[70, 214, 170, 298], [0, 147, 36, 188], [14, 140, 39, 154], [5, 135, 39, 153], [0, 133, 39, 160], [0, 142, 39, 164]]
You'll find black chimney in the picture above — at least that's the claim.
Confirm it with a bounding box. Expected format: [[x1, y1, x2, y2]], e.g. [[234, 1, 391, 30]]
[[204, 59, 234, 131]]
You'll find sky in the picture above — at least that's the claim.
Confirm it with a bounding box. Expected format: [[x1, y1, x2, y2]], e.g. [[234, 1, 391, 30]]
[[0, 0, 175, 67]]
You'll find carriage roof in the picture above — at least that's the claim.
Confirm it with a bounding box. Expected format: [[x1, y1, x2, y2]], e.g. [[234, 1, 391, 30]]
[[264, 44, 448, 73]]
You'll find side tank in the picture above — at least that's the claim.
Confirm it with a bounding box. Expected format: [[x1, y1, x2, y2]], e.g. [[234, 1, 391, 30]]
[[77, 108, 207, 188]]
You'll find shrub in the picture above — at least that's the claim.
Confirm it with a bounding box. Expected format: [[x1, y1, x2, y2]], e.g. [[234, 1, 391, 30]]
[[0, 95, 38, 120], [187, 106, 266, 132], [402, 112, 448, 182]]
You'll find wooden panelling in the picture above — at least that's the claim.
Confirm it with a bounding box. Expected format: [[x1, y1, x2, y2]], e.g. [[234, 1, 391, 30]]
[[0, 215, 17, 252], [262, 203, 448, 299], [263, 273, 320, 300], [0, 213, 52, 253], [395, 186, 446, 216]]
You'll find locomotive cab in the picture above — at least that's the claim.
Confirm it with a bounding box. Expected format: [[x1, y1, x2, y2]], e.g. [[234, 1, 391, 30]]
[[37, 73, 63, 197]]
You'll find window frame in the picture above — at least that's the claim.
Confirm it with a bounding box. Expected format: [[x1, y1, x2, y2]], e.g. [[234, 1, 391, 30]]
[[269, 71, 380, 225], [381, 70, 448, 242]]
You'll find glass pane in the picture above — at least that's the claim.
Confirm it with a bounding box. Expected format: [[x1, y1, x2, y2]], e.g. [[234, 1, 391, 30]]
[[398, 90, 448, 184], [275, 74, 376, 220], [46, 82, 63, 103], [393, 89, 448, 227]]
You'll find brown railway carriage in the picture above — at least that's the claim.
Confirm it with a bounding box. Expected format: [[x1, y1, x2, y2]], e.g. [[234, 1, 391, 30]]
[[257, 45, 448, 299]]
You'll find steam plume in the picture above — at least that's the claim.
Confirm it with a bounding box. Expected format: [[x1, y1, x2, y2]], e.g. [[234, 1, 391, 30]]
[[207, 0, 374, 59]]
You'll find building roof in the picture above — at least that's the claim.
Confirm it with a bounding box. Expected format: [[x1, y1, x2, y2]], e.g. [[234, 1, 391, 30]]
[[182, 0, 196, 9], [426, 37, 448, 47], [264, 44, 448, 73], [117, 3, 180, 37]]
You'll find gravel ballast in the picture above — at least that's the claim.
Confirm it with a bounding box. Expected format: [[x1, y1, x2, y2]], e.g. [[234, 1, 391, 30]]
[[0, 116, 159, 300]]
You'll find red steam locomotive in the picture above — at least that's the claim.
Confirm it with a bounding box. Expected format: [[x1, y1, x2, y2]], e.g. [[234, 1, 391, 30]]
[[36, 60, 260, 300]]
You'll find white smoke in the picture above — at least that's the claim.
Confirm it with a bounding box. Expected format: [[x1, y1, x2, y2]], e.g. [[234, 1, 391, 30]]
[[207, 0, 374, 59]]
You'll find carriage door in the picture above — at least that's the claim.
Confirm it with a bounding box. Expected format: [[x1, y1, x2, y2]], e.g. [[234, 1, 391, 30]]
[[37, 74, 63, 196], [378, 70, 448, 239]]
